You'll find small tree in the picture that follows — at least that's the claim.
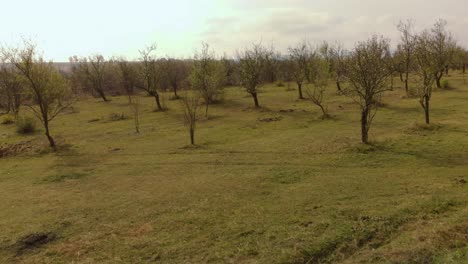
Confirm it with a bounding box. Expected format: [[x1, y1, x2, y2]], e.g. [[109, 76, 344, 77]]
[[344, 36, 392, 144], [289, 41, 311, 99], [190, 43, 226, 118], [137, 44, 164, 111], [180, 92, 200, 145], [306, 56, 331, 119], [4, 42, 72, 149], [330, 43, 347, 92], [413, 31, 439, 124], [163, 58, 189, 99], [115, 57, 138, 103], [238, 43, 271, 108]]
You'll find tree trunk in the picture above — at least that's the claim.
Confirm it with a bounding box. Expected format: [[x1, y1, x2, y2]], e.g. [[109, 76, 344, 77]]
[[435, 71, 443, 88], [404, 72, 409, 95], [463, 63, 466, 74], [297, 82, 304, 99], [205, 102, 209, 118], [336, 81, 341, 92], [399, 72, 404, 82], [445, 65, 449, 75], [173, 83, 179, 99], [190, 128, 195, 145], [424, 96, 430, 124], [154, 94, 163, 111], [97, 89, 108, 102], [361, 108, 369, 144], [44, 122, 56, 149], [251, 92, 260, 108]]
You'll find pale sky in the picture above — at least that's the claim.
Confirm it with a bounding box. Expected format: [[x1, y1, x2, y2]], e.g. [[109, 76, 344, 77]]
[[1, 0, 467, 61]]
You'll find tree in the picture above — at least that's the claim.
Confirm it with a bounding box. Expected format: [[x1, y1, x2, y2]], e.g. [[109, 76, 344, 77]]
[[163, 58, 189, 99], [413, 31, 440, 124], [397, 20, 416, 95], [306, 56, 331, 119], [190, 43, 226, 118], [431, 19, 456, 88], [137, 44, 165, 111], [289, 41, 311, 99], [0, 64, 23, 118], [75, 54, 109, 101], [180, 92, 200, 145], [330, 43, 348, 92], [3, 42, 72, 149], [238, 43, 271, 107], [115, 57, 138, 103], [344, 36, 392, 144]]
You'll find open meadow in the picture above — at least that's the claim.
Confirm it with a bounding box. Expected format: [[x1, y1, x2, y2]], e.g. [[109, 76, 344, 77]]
[[0, 73, 467, 263]]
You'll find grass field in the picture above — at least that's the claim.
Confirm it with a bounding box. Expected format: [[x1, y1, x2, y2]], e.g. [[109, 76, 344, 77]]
[[0, 74, 467, 263]]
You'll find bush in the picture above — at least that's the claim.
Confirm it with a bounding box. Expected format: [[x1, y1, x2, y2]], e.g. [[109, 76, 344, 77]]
[[1, 115, 15, 125], [16, 116, 37, 134], [441, 80, 450, 89]]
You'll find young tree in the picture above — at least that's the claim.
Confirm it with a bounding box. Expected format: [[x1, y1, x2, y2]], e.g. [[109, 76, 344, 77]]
[[289, 41, 311, 99], [115, 57, 137, 103], [190, 43, 226, 118], [397, 20, 416, 95], [413, 31, 440, 124], [238, 43, 271, 107], [344, 36, 392, 144], [306, 56, 331, 119], [180, 92, 200, 145], [136, 44, 165, 111], [4, 42, 72, 149], [75, 55, 109, 101], [431, 19, 456, 88]]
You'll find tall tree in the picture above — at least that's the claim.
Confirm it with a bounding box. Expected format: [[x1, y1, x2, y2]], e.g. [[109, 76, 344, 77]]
[[75, 55, 109, 101], [238, 43, 271, 108], [431, 19, 456, 88], [397, 20, 416, 95], [344, 36, 392, 144], [289, 41, 311, 99], [190, 43, 226, 118], [137, 44, 164, 111]]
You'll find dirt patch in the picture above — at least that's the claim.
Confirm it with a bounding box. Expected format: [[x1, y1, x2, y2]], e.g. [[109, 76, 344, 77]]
[[15, 232, 56, 255], [258, 116, 283, 122], [0, 140, 41, 158]]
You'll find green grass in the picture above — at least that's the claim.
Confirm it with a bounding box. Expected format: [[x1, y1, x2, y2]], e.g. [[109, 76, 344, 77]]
[[0, 74, 467, 263]]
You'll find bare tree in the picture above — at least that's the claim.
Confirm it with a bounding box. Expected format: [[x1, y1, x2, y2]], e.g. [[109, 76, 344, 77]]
[[431, 19, 456, 88], [238, 43, 271, 108], [306, 56, 331, 119], [137, 44, 164, 111], [397, 20, 416, 95], [289, 41, 311, 99], [330, 43, 348, 92], [180, 92, 200, 145], [413, 31, 440, 124], [190, 43, 226, 118], [115, 57, 137, 103], [75, 54, 109, 101], [3, 42, 72, 149], [344, 36, 392, 144]]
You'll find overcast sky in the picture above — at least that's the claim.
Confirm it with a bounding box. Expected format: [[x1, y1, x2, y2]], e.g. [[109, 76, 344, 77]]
[[1, 0, 467, 61]]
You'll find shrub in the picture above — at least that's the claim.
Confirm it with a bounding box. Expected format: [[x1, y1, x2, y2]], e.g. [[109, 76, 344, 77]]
[[441, 80, 450, 89], [1, 115, 15, 125], [16, 116, 37, 134]]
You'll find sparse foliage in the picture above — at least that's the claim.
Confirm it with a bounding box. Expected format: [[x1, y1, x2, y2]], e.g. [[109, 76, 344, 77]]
[[180, 92, 200, 145], [344, 36, 392, 144]]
